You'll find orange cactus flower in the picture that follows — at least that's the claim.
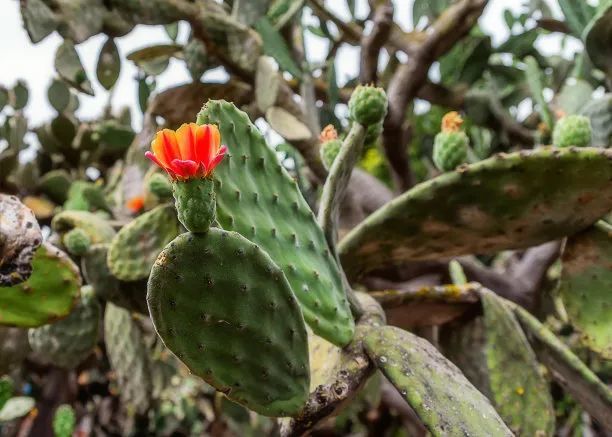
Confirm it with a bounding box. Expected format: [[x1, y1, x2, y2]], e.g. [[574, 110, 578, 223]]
[[441, 111, 463, 133], [126, 195, 145, 213], [145, 123, 227, 180]]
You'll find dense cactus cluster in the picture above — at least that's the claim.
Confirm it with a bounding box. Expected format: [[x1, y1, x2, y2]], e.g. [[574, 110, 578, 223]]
[[0, 0, 611, 436]]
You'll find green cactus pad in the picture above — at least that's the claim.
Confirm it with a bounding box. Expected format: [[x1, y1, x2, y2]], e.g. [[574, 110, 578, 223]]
[[104, 303, 153, 414], [108, 204, 180, 281], [38, 169, 72, 204], [552, 115, 592, 148], [52, 210, 116, 244], [432, 131, 469, 171], [52, 404, 76, 437], [348, 85, 388, 126], [172, 178, 216, 233], [339, 147, 612, 278], [197, 100, 354, 346], [560, 226, 612, 359], [62, 227, 91, 256], [82, 244, 148, 314], [363, 325, 512, 436], [147, 172, 173, 199], [147, 229, 310, 417], [481, 290, 555, 436], [28, 286, 100, 369], [0, 243, 80, 327], [63, 181, 110, 212]]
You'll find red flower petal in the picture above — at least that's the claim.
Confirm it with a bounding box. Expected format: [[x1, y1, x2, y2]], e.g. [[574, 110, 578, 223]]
[[171, 159, 199, 179]]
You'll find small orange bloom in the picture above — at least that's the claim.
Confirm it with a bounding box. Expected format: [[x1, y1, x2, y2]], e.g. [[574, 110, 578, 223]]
[[319, 124, 338, 143], [145, 123, 227, 180], [441, 111, 463, 133], [126, 196, 145, 213]]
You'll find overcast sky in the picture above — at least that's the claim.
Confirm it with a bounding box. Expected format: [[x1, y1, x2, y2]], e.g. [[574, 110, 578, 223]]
[[1, 0, 579, 130]]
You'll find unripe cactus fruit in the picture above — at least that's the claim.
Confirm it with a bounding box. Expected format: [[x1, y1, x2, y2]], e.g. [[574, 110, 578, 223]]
[[348, 85, 388, 125], [319, 124, 341, 169], [147, 172, 173, 198], [52, 404, 76, 437], [172, 178, 216, 232], [433, 112, 469, 172], [552, 115, 592, 148], [63, 227, 91, 256]]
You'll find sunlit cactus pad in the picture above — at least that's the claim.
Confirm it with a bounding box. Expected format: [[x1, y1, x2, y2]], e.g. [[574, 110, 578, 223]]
[[198, 100, 354, 347], [51, 210, 116, 244], [339, 147, 612, 277], [560, 226, 612, 359], [0, 243, 80, 327], [147, 229, 310, 416]]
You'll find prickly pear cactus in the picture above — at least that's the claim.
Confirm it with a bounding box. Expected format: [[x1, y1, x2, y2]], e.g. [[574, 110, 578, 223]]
[[147, 229, 310, 417], [28, 286, 100, 369], [363, 325, 513, 436], [0, 243, 81, 327], [552, 115, 592, 148], [432, 131, 469, 171], [52, 210, 116, 244], [480, 290, 555, 436], [107, 204, 180, 281], [197, 100, 354, 346], [559, 225, 612, 358], [81, 244, 148, 314], [104, 303, 154, 414], [580, 94, 612, 147], [339, 147, 612, 277]]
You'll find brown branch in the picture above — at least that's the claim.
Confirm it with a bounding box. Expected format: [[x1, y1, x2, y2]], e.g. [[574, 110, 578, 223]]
[[359, 1, 394, 84], [280, 294, 385, 437], [383, 0, 488, 191], [370, 282, 482, 307]]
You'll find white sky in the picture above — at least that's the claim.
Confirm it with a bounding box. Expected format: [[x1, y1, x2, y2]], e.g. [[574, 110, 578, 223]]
[[1, 0, 580, 130]]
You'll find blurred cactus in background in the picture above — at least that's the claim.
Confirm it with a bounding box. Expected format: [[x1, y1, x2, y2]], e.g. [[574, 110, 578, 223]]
[[0, 0, 611, 435]]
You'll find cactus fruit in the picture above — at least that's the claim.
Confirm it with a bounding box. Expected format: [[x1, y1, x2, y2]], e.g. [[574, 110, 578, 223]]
[[147, 229, 310, 416], [198, 100, 354, 347], [560, 226, 612, 358], [363, 325, 512, 436], [107, 204, 180, 281], [172, 178, 216, 232], [348, 85, 388, 126], [62, 227, 91, 256], [320, 139, 342, 170], [147, 172, 173, 199], [552, 115, 592, 147], [144, 123, 226, 232], [52, 404, 76, 437], [433, 112, 469, 172], [28, 286, 100, 369], [0, 243, 81, 327], [339, 146, 612, 278]]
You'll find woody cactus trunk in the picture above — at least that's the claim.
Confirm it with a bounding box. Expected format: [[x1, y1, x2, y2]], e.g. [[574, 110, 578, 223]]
[[1, 0, 611, 435]]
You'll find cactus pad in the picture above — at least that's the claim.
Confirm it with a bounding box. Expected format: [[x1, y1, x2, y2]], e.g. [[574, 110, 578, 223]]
[[363, 325, 512, 436], [28, 286, 100, 369], [62, 227, 91, 256], [82, 244, 148, 314], [339, 147, 612, 277], [0, 243, 80, 327], [197, 100, 354, 346], [560, 226, 612, 359], [481, 290, 555, 436], [147, 229, 310, 416], [107, 204, 180, 281], [104, 303, 154, 414], [52, 210, 116, 244], [580, 94, 611, 147]]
